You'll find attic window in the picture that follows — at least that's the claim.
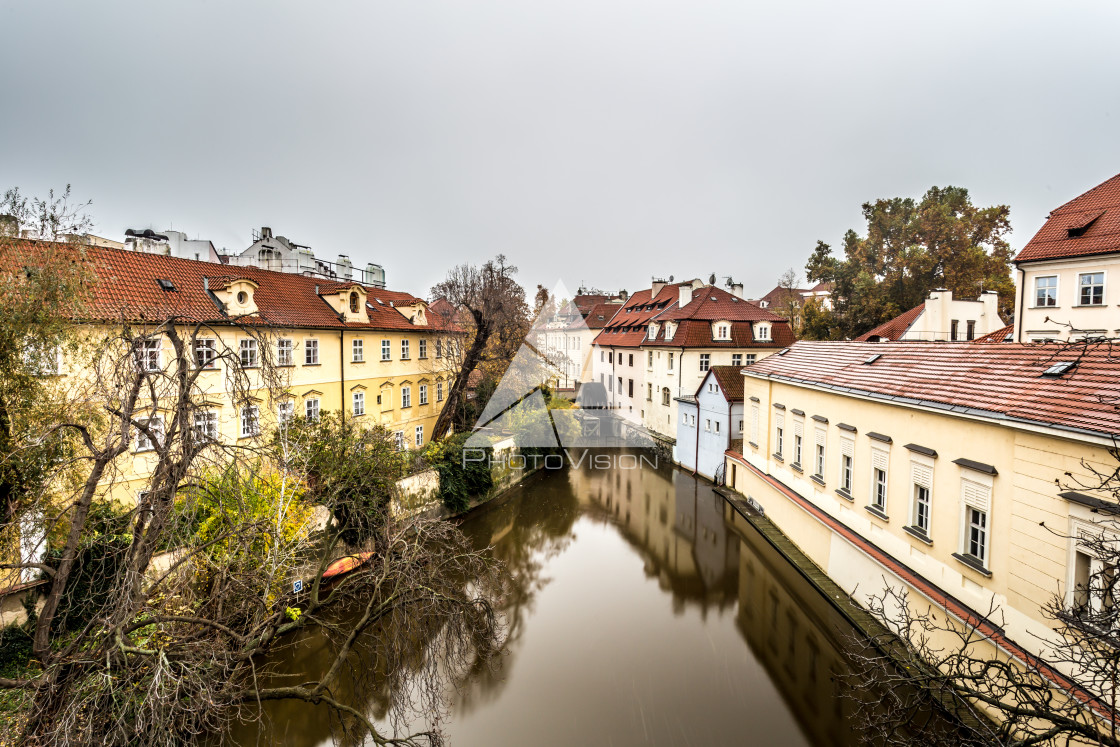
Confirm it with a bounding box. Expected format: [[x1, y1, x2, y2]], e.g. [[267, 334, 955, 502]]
[[1067, 212, 1103, 238], [1042, 361, 1076, 377], [864, 354, 882, 365], [350, 291, 360, 313], [156, 278, 176, 291]]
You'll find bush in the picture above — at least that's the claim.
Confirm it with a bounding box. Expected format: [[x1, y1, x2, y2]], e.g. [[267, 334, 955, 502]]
[[425, 433, 493, 514], [44, 501, 132, 632]]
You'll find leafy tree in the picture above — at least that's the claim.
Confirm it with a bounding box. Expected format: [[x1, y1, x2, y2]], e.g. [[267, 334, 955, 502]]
[[804, 187, 1013, 340]]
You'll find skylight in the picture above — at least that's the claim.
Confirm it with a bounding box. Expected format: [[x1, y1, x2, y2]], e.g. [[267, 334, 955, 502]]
[[777, 348, 790, 356], [864, 354, 882, 365], [1042, 361, 1076, 377], [156, 278, 176, 291]]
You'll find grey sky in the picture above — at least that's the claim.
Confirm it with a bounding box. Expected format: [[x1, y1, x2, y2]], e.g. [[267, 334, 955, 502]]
[[3, 0, 1118, 299]]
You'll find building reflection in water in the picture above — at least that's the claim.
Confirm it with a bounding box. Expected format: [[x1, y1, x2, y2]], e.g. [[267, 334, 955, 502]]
[[231, 455, 864, 746]]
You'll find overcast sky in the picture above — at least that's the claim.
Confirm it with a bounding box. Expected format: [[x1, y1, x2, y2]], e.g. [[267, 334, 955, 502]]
[[3, 1, 1118, 299]]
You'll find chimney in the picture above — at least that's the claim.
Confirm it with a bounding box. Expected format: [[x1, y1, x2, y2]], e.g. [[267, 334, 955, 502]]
[[679, 284, 693, 308], [651, 278, 667, 298], [731, 282, 744, 299], [261, 227, 273, 239], [980, 290, 1000, 321]]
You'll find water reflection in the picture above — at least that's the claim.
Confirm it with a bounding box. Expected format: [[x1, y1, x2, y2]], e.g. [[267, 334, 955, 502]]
[[232, 456, 864, 746]]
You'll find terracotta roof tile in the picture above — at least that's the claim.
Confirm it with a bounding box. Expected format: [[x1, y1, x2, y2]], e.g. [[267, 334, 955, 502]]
[[971, 324, 1015, 344], [1014, 172, 1120, 264], [744, 340, 1120, 438], [2, 239, 452, 333], [705, 365, 745, 401], [854, 303, 926, 342]]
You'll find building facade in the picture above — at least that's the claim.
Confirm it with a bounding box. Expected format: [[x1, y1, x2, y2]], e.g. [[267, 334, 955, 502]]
[[724, 340, 1120, 667], [1013, 172, 1120, 342], [856, 289, 1005, 342], [673, 366, 744, 480], [221, 226, 387, 288]]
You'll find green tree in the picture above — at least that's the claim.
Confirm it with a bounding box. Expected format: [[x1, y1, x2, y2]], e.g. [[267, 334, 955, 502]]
[[804, 187, 1013, 340]]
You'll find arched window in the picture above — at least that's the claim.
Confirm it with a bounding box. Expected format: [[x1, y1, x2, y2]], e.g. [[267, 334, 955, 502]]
[[350, 291, 359, 313], [661, 387, 671, 406]]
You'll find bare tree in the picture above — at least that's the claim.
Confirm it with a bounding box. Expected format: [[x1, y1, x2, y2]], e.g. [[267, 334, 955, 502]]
[[774, 267, 805, 335]]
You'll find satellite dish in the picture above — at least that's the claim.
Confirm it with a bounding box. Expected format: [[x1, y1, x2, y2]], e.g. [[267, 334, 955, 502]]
[[668, 275, 674, 282], [708, 273, 716, 285]]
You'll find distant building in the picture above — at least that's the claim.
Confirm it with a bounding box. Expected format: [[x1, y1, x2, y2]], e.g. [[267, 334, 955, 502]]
[[855, 289, 1004, 342], [1013, 171, 1120, 342], [124, 229, 220, 262], [673, 366, 744, 479], [539, 289, 627, 393], [221, 226, 386, 288]]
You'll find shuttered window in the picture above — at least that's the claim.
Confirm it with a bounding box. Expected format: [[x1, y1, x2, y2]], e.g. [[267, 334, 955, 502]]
[[750, 404, 759, 444]]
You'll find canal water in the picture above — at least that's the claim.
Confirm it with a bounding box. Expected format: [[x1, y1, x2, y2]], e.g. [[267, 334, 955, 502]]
[[235, 458, 864, 746]]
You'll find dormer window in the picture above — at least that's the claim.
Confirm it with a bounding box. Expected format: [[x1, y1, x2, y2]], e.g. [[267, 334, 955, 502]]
[[350, 291, 360, 313], [713, 322, 730, 340], [665, 322, 676, 342], [755, 323, 771, 341], [237, 291, 248, 305], [648, 323, 660, 339]]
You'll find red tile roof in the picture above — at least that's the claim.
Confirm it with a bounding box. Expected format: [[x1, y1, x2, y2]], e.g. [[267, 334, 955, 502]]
[[971, 324, 1014, 344], [705, 365, 745, 402], [594, 284, 791, 349], [1014, 172, 1120, 264], [2, 239, 452, 333], [744, 340, 1120, 438], [583, 302, 622, 329], [853, 303, 926, 342]]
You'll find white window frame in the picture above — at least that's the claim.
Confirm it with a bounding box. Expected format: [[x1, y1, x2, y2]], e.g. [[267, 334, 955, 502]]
[[958, 472, 993, 567], [305, 339, 319, 365], [402, 386, 411, 408], [382, 339, 391, 361], [135, 338, 161, 372], [839, 436, 854, 493], [699, 353, 711, 372], [352, 391, 365, 416], [278, 401, 294, 425], [135, 417, 163, 452], [240, 406, 260, 438], [193, 410, 218, 442], [732, 353, 742, 367], [793, 418, 804, 466], [813, 428, 826, 479], [419, 339, 428, 359], [401, 339, 410, 359], [1033, 275, 1058, 308], [870, 446, 890, 512], [1078, 271, 1106, 307], [774, 413, 785, 458], [436, 382, 444, 402], [415, 425, 424, 448], [909, 455, 935, 536], [352, 338, 364, 362], [240, 338, 259, 368], [277, 338, 293, 366], [750, 404, 759, 444], [393, 430, 405, 451], [194, 338, 217, 369], [305, 397, 320, 421], [419, 384, 428, 405]]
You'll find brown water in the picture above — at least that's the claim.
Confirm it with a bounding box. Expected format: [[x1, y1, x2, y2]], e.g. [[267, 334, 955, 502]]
[[235, 459, 864, 747]]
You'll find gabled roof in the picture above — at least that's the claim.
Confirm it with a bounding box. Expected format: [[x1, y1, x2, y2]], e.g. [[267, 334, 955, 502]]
[[583, 302, 621, 329], [743, 340, 1120, 439], [701, 365, 745, 402], [1, 239, 453, 333], [1014, 172, 1120, 264], [656, 285, 785, 323], [854, 303, 926, 342], [971, 324, 1015, 344], [592, 282, 692, 348]]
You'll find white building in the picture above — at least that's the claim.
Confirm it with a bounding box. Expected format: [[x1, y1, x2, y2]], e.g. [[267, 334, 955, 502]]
[[856, 289, 1004, 342], [673, 366, 744, 480], [221, 226, 386, 288], [124, 228, 221, 262]]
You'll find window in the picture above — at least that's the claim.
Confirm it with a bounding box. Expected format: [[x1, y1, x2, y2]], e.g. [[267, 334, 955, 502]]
[[705, 419, 711, 432], [738, 418, 743, 433], [628, 379, 634, 397], [814, 429, 826, 479], [420, 384, 428, 405], [717, 324, 729, 339], [756, 325, 770, 341], [240, 406, 260, 438], [401, 339, 410, 359], [135, 417, 163, 452], [394, 431, 405, 450], [668, 353, 674, 370], [959, 477, 992, 565], [350, 291, 360, 313], [647, 383, 652, 401], [617, 376, 623, 394], [305, 398, 320, 421], [732, 353, 742, 367], [437, 382, 444, 401], [1034, 275, 1058, 307], [135, 339, 161, 372], [776, 425, 784, 456], [278, 401, 294, 425], [794, 434, 803, 466], [418, 339, 427, 359], [662, 387, 670, 406], [966, 320, 976, 341], [353, 391, 365, 416], [966, 507, 987, 564], [839, 438, 854, 493], [277, 338, 293, 366], [194, 338, 217, 369], [750, 404, 759, 444], [648, 351, 653, 367], [913, 485, 931, 534], [415, 425, 424, 448], [192, 411, 218, 442], [628, 354, 634, 367], [715, 421, 720, 434], [745, 354, 757, 366], [240, 339, 259, 367], [305, 339, 319, 365], [699, 354, 710, 372], [436, 339, 443, 358], [352, 339, 364, 362], [402, 386, 411, 408], [873, 468, 888, 510], [1080, 272, 1105, 306], [950, 320, 959, 341]]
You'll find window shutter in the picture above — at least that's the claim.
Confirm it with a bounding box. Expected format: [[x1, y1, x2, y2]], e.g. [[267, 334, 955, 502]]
[[840, 437, 854, 458], [911, 462, 933, 489], [775, 413, 785, 429], [961, 479, 991, 513], [815, 428, 826, 448], [751, 405, 759, 442], [871, 448, 889, 471], [794, 420, 803, 438]]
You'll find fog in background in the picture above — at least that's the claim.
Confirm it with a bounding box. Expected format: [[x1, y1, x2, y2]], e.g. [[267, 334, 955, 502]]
[[2, 0, 1118, 298]]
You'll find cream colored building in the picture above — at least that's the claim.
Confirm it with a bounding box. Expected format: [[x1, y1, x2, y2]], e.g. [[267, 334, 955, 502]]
[[1013, 172, 1120, 342], [856, 289, 1004, 342], [725, 340, 1120, 669]]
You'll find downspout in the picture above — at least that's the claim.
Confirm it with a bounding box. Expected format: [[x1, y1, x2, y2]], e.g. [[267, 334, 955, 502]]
[[1015, 263, 1025, 343], [340, 330, 345, 417], [692, 395, 700, 476]]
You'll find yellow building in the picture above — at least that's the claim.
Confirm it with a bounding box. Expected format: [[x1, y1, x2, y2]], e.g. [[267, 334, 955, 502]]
[[724, 340, 1120, 671], [10, 241, 458, 509]]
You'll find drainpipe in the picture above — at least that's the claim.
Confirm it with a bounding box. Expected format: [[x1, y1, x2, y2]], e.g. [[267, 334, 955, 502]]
[[1015, 263, 1025, 343], [692, 398, 700, 476], [340, 330, 345, 417]]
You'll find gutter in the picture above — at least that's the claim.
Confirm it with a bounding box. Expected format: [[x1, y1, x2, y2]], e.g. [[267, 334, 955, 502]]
[[1015, 263, 1025, 344]]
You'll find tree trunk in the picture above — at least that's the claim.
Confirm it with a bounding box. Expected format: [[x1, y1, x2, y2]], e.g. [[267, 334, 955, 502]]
[[431, 316, 490, 441]]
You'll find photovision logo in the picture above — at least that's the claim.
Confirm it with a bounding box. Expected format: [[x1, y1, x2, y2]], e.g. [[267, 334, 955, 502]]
[[463, 280, 659, 470]]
